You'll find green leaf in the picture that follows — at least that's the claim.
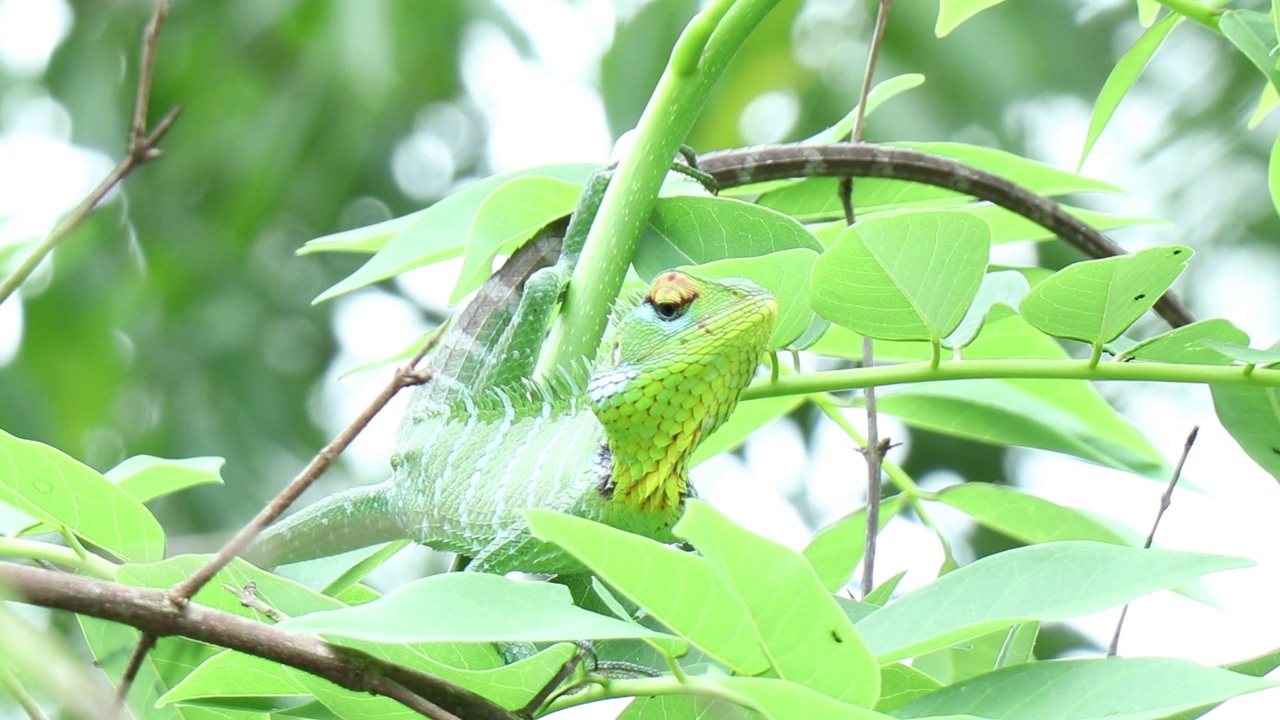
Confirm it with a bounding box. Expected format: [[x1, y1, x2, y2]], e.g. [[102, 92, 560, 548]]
[[675, 501, 880, 707], [1137, 0, 1160, 26], [934, 483, 1139, 546], [685, 248, 820, 347], [0, 429, 164, 563], [758, 143, 1119, 223], [693, 394, 807, 467], [855, 541, 1249, 662], [620, 694, 750, 720], [874, 306, 1168, 477], [876, 663, 942, 713], [812, 210, 990, 342], [892, 657, 1277, 719], [1201, 339, 1280, 366], [1019, 245, 1192, 348], [525, 510, 769, 675], [106, 455, 225, 503], [1211, 384, 1280, 482], [808, 74, 928, 142], [312, 163, 593, 303], [635, 195, 823, 282], [944, 270, 1030, 349], [1220, 10, 1280, 93], [1080, 13, 1181, 169], [297, 211, 420, 255], [804, 497, 905, 593], [1118, 318, 1249, 364], [718, 677, 895, 719], [1270, 130, 1280, 219], [936, 0, 1008, 37], [911, 622, 1039, 685], [284, 572, 679, 647], [449, 174, 583, 302], [1248, 82, 1279, 128]]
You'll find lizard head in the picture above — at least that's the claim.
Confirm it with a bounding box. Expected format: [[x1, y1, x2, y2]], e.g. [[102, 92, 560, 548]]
[[587, 270, 777, 513]]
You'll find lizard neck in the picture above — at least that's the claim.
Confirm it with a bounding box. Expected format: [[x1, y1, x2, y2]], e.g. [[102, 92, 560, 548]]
[[588, 272, 777, 514]]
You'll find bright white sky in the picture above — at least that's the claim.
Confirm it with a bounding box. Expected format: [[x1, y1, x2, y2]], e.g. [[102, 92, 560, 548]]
[[2, 1, 1279, 717]]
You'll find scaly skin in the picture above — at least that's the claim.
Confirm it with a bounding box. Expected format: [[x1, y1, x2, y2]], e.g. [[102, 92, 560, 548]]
[[250, 270, 776, 574]]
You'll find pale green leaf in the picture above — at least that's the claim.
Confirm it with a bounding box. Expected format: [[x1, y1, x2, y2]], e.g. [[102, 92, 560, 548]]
[[450, 174, 583, 302], [936, 0, 1008, 37], [911, 622, 1039, 685], [1137, 0, 1160, 26], [675, 502, 880, 707], [1270, 130, 1280, 220], [684, 248, 820, 347], [892, 657, 1276, 719], [804, 497, 904, 593], [1211, 384, 1280, 482], [877, 663, 942, 713], [855, 541, 1249, 662], [1118, 318, 1249, 364], [1019, 245, 1192, 347], [809, 74, 928, 142], [284, 572, 679, 647], [718, 677, 895, 719], [525, 510, 769, 675], [312, 164, 593, 303], [1248, 82, 1279, 128], [944, 270, 1030, 349], [106, 455, 225, 503], [635, 195, 823, 282], [812, 210, 990, 342], [934, 483, 1140, 546], [297, 211, 419, 255], [0, 429, 164, 563], [1080, 13, 1181, 169], [1220, 10, 1280, 93], [875, 307, 1168, 477], [1200, 339, 1280, 366]]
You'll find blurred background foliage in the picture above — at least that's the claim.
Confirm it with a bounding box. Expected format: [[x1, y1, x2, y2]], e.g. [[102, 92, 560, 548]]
[[0, 0, 1272, 553]]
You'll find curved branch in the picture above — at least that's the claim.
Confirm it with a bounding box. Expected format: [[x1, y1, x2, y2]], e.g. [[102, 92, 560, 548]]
[[0, 563, 520, 720], [696, 143, 1195, 328]]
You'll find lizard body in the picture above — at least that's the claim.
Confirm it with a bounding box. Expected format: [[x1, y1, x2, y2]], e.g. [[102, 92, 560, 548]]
[[251, 142, 1189, 575], [250, 169, 777, 573]]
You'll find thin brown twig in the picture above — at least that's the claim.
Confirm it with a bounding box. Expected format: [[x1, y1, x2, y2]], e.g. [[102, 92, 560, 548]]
[[848, 0, 894, 599], [1108, 426, 1198, 656], [0, 0, 181, 307], [0, 563, 517, 720], [112, 633, 156, 712], [168, 340, 439, 606]]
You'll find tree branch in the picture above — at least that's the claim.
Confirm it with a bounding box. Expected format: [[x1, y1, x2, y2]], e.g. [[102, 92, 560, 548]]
[[0, 563, 520, 720], [0, 0, 182, 307]]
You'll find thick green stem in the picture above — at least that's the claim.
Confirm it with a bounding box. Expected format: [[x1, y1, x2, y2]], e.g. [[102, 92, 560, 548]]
[[0, 537, 118, 580], [743, 359, 1280, 400], [538, 0, 783, 373], [1154, 0, 1222, 29]]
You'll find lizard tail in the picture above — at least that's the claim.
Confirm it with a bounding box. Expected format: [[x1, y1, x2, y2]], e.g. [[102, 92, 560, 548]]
[[244, 481, 404, 568]]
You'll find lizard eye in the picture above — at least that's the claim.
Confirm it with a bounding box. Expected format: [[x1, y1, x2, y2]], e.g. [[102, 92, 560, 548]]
[[645, 272, 699, 322], [652, 300, 684, 320]]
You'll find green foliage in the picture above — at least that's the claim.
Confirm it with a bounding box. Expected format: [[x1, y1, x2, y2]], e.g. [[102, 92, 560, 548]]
[[5, 1, 1280, 719]]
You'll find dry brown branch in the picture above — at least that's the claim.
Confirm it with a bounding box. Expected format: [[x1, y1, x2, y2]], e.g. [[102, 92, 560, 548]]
[[0, 0, 181, 306], [0, 563, 520, 720]]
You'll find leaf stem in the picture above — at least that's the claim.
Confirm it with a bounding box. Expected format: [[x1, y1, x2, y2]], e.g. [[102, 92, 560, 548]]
[[743, 358, 1280, 400], [1153, 0, 1222, 29], [545, 674, 753, 715], [0, 537, 118, 580], [540, 0, 783, 372]]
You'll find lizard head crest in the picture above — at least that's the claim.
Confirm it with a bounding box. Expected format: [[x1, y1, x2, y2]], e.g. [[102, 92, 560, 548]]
[[587, 271, 777, 513]]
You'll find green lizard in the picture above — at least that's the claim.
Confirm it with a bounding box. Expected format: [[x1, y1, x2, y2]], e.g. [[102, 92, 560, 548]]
[[250, 142, 1187, 575], [248, 169, 778, 574]]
